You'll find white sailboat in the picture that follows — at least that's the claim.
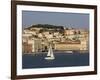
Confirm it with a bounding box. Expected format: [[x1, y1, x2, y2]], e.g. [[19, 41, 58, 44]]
[[45, 44, 55, 60]]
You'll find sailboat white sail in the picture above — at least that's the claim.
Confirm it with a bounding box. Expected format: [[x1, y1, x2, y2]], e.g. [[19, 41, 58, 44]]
[[45, 44, 55, 60]]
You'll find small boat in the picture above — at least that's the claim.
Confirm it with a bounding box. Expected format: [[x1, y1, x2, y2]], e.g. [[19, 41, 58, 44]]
[[65, 51, 73, 53], [45, 44, 55, 60]]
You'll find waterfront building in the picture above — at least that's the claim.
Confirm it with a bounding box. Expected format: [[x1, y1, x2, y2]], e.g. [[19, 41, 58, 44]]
[[54, 39, 88, 52], [23, 38, 42, 53], [22, 25, 89, 54]]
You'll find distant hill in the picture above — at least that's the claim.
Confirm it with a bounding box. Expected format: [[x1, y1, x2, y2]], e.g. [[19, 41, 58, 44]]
[[25, 24, 64, 30]]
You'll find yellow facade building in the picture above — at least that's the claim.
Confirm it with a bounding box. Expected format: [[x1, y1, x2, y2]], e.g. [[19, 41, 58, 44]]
[[55, 40, 88, 51]]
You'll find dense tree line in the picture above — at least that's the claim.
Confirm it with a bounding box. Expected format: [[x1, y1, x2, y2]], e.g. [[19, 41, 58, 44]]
[[28, 24, 64, 33], [29, 24, 64, 29]]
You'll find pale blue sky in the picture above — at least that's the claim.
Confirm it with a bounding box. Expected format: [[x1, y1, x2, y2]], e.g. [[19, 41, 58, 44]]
[[22, 11, 89, 29]]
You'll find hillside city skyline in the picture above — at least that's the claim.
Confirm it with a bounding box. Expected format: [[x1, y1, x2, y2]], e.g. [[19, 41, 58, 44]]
[[22, 24, 89, 53]]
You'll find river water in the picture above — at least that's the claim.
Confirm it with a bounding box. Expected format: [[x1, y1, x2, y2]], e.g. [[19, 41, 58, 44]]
[[22, 52, 89, 69]]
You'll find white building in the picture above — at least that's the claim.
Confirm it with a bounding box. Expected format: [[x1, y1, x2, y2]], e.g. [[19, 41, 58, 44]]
[[27, 38, 42, 52]]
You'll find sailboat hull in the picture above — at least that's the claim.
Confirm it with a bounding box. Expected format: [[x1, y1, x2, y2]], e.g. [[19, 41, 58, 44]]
[[45, 57, 55, 60]]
